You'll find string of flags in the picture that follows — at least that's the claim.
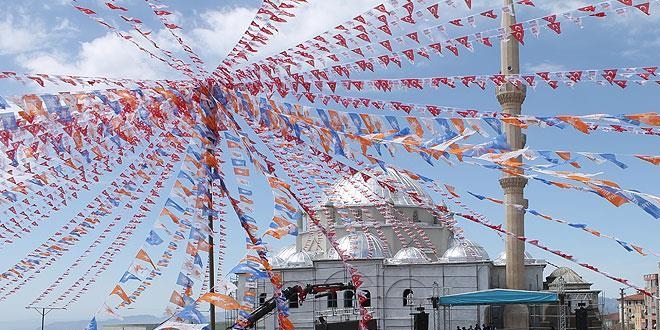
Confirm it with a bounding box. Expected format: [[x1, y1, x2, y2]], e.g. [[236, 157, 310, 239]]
[[236, 0, 535, 78], [0, 0, 658, 327], [230, 91, 651, 296], [221, 0, 309, 68], [235, 66, 660, 95], [233, 0, 656, 88], [460, 190, 660, 258], [71, 0, 197, 80], [228, 89, 660, 221]]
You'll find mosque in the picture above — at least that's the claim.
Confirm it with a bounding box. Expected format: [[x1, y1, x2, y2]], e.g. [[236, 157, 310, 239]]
[[233, 167, 550, 330]]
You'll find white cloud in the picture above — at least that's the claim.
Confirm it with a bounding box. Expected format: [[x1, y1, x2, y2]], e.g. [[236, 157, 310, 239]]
[[0, 16, 50, 55], [15, 32, 179, 80], [250, 0, 382, 60], [189, 6, 257, 66], [188, 1, 382, 69], [534, 0, 590, 14], [523, 61, 567, 73]]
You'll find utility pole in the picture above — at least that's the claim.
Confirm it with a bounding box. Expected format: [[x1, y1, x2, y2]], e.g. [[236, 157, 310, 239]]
[[208, 151, 217, 330], [498, 0, 528, 329], [26, 306, 65, 330], [621, 288, 626, 330]]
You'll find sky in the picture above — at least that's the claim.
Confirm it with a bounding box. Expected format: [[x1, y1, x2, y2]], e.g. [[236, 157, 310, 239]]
[[1, 0, 660, 328]]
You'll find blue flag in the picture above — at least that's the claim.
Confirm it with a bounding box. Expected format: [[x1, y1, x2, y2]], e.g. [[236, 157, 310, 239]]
[[146, 230, 163, 245], [165, 198, 186, 213], [194, 254, 204, 268], [625, 191, 660, 219], [0, 95, 9, 109], [598, 153, 628, 169], [84, 317, 98, 330], [120, 271, 141, 283], [177, 272, 194, 288]]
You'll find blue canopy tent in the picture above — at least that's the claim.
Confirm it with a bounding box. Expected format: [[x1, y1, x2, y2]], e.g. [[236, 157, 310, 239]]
[[439, 289, 558, 306]]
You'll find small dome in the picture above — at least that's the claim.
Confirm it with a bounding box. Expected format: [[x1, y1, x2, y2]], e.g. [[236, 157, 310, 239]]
[[441, 239, 489, 262], [270, 256, 286, 268], [493, 250, 541, 266], [318, 166, 432, 208], [285, 251, 313, 268], [327, 232, 390, 260], [275, 244, 297, 261], [389, 247, 431, 264], [548, 267, 587, 284]]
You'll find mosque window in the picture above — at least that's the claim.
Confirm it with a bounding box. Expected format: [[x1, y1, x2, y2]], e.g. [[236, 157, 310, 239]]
[[361, 290, 371, 307], [259, 293, 268, 305], [412, 210, 419, 222], [327, 291, 338, 308], [344, 290, 354, 308], [403, 289, 414, 306]]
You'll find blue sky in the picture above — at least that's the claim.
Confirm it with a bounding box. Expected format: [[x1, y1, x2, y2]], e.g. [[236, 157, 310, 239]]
[[1, 0, 660, 328]]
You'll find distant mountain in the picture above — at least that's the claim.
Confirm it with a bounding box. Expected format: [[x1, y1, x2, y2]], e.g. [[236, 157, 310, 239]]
[[101, 314, 164, 326], [33, 319, 90, 330]]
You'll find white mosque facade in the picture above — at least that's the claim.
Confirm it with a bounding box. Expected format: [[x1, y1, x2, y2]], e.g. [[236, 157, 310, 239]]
[[234, 167, 547, 330]]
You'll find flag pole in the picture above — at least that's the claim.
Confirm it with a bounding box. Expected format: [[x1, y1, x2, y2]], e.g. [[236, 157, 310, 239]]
[[208, 148, 216, 330]]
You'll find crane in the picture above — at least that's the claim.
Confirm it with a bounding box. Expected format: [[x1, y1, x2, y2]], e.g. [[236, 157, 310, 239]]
[[228, 282, 356, 329]]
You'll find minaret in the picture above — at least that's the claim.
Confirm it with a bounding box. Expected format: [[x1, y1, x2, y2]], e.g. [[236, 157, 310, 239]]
[[497, 1, 529, 329]]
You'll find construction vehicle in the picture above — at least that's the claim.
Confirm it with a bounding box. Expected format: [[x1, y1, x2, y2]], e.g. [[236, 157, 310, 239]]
[[228, 282, 370, 330]]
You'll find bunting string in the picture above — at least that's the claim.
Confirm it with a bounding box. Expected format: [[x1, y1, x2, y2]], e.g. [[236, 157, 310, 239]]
[[52, 145, 178, 308], [234, 0, 655, 87], [240, 101, 652, 297], [230, 89, 660, 222], [28, 137, 175, 307], [70, 0, 198, 80], [0, 139, 165, 300], [220, 0, 309, 69], [464, 190, 660, 258], [144, 0, 210, 79], [236, 66, 660, 95], [234, 0, 479, 76], [216, 88, 375, 329]]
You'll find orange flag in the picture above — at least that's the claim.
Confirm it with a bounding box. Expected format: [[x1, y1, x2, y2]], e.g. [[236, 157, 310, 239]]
[[557, 116, 590, 134], [278, 314, 295, 330], [636, 155, 660, 165], [136, 249, 156, 269], [170, 290, 185, 307], [198, 292, 241, 310], [111, 285, 132, 304], [161, 208, 180, 224], [625, 113, 660, 126]]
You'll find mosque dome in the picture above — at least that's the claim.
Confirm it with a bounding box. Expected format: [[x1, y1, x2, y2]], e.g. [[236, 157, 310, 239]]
[[270, 256, 286, 268], [547, 267, 588, 284], [441, 239, 490, 262], [327, 232, 390, 260], [493, 250, 543, 266], [388, 247, 431, 264], [318, 166, 432, 208], [274, 244, 297, 261], [285, 251, 313, 268]]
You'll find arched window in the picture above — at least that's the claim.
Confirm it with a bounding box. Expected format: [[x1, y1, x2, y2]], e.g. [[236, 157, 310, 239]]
[[412, 210, 419, 222], [327, 291, 338, 308], [259, 293, 268, 306], [403, 289, 414, 306], [360, 290, 371, 308], [344, 290, 354, 308]]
